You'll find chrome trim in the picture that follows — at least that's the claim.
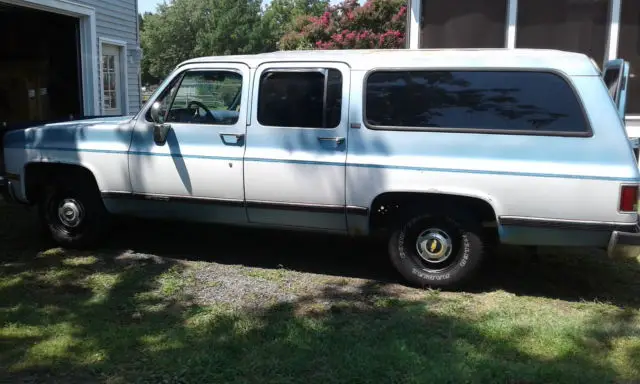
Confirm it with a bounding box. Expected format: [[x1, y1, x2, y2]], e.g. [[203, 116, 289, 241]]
[[500, 215, 638, 232], [101, 191, 370, 216]]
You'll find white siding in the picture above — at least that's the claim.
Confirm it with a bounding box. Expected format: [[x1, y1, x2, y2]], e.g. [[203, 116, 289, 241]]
[[79, 0, 141, 114]]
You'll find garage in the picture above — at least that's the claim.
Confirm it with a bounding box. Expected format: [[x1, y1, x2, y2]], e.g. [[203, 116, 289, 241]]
[[0, 2, 83, 129], [0, 0, 100, 131]]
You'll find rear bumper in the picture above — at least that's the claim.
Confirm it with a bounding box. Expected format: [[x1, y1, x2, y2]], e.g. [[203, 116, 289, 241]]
[[607, 220, 640, 258]]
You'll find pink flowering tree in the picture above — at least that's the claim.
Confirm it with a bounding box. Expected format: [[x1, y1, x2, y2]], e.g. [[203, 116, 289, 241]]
[[279, 0, 406, 50]]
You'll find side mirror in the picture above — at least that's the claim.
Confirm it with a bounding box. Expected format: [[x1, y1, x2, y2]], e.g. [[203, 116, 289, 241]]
[[150, 101, 164, 124], [153, 123, 170, 146], [150, 101, 170, 145]]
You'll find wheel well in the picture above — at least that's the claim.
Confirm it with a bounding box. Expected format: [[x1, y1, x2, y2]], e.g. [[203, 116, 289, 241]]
[[24, 163, 99, 204], [369, 192, 498, 233]]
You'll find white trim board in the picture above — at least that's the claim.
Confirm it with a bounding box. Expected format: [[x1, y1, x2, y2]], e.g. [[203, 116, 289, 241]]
[[605, 0, 622, 63], [408, 0, 420, 49], [99, 37, 129, 115], [0, 0, 98, 116], [505, 0, 518, 48]]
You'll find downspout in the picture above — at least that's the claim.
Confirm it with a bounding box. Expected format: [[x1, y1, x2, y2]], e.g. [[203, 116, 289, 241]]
[[135, 0, 142, 107]]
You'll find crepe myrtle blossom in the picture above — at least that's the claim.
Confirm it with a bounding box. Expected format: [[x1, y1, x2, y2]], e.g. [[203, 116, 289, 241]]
[[280, 0, 406, 50]]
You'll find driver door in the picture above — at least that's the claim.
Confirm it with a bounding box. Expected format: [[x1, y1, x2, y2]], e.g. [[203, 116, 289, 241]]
[[127, 62, 250, 224]]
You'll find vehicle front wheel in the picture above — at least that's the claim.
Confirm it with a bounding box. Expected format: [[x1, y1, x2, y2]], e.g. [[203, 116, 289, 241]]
[[388, 212, 484, 289], [39, 182, 109, 248]]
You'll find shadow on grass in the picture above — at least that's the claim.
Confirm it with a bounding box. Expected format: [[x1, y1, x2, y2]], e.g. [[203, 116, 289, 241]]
[[1, 257, 638, 383], [102, 214, 640, 309], [1, 202, 639, 382], [3, 199, 640, 307]]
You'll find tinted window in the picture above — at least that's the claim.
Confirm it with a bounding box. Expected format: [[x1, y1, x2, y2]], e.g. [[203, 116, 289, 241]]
[[365, 71, 589, 134], [258, 69, 342, 128], [603, 67, 622, 100]]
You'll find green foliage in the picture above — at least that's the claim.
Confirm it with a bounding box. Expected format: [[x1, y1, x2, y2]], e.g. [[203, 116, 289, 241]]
[[261, 0, 329, 50], [139, 12, 160, 86], [140, 0, 268, 80], [138, 0, 406, 86], [280, 0, 407, 50]]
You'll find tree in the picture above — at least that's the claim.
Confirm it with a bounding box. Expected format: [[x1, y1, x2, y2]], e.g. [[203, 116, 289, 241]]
[[139, 12, 160, 86], [261, 0, 329, 51], [140, 0, 268, 80], [279, 0, 406, 50]]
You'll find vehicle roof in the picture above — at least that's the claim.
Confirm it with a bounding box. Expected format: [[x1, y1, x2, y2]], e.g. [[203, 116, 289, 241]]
[[177, 48, 601, 76]]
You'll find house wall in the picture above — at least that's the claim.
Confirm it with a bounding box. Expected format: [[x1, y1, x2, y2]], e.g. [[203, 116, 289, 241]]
[[79, 0, 141, 114], [407, 0, 640, 134]]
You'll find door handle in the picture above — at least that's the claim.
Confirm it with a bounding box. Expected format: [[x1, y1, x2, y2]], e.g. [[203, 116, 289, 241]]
[[317, 136, 345, 145], [220, 133, 245, 145]]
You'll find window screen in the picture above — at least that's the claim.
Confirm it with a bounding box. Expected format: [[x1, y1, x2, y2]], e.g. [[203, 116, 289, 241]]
[[421, 0, 507, 49], [258, 69, 342, 128], [516, 0, 609, 65], [618, 0, 640, 114], [365, 70, 590, 134]]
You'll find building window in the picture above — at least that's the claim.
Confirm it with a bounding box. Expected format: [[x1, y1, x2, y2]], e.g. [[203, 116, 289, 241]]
[[364, 70, 590, 135], [420, 0, 507, 49], [257, 69, 342, 128], [619, 0, 640, 115], [516, 0, 610, 65], [101, 47, 120, 115]]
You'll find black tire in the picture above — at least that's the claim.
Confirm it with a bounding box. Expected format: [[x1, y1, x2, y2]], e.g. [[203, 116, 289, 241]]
[[388, 212, 484, 289], [38, 181, 110, 249]]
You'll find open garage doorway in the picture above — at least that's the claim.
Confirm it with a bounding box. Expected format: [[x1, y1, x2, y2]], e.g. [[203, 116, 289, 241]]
[[0, 2, 83, 129]]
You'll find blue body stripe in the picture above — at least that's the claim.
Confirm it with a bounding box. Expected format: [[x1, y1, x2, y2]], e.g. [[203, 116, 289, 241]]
[[8, 145, 640, 183]]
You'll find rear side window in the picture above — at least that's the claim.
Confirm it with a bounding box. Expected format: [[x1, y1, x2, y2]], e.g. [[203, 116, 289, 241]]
[[258, 69, 342, 128], [364, 70, 590, 135]]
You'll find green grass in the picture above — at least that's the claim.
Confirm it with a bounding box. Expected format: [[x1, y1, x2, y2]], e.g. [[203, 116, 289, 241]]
[[241, 265, 290, 283], [1, 200, 640, 383]]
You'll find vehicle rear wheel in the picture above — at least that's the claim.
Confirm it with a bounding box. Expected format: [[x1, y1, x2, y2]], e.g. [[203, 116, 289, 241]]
[[388, 212, 484, 288], [39, 181, 109, 248]]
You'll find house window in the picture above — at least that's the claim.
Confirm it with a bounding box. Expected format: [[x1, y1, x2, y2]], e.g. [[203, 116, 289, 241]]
[[257, 69, 342, 128], [618, 0, 640, 114], [516, 0, 610, 65], [101, 44, 122, 115], [420, 0, 507, 48]]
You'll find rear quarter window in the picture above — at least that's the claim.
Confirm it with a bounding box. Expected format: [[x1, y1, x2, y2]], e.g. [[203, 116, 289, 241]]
[[364, 70, 591, 136]]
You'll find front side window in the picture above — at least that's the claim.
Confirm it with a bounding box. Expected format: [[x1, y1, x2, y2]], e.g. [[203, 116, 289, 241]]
[[149, 70, 242, 125], [257, 69, 343, 128], [365, 70, 590, 135]]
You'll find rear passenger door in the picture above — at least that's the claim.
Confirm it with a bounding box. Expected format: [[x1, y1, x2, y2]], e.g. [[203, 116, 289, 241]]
[[244, 62, 350, 231]]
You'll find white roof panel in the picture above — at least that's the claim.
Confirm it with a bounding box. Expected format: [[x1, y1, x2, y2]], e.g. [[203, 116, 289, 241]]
[[177, 48, 601, 76]]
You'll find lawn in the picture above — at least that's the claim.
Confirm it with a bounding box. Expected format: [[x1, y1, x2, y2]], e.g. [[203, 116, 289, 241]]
[[1, 199, 640, 383]]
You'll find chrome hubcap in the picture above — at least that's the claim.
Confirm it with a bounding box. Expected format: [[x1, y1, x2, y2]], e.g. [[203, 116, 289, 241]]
[[416, 228, 453, 264], [57, 198, 84, 228]]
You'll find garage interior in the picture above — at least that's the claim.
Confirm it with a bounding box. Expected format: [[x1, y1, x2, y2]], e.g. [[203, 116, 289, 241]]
[[0, 2, 83, 130]]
